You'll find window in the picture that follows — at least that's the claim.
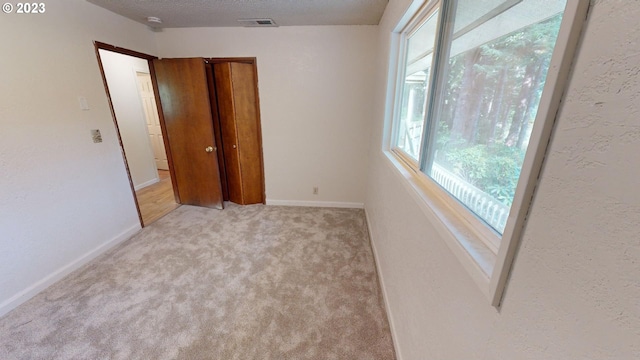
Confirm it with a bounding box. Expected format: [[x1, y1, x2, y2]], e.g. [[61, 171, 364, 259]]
[[389, 0, 588, 305], [396, 7, 439, 160]]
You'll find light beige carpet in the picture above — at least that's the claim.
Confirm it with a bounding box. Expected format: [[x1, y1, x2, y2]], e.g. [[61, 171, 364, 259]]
[[0, 204, 396, 359]]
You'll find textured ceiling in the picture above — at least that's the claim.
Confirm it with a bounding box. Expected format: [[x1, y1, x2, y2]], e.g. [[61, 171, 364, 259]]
[[86, 0, 389, 28]]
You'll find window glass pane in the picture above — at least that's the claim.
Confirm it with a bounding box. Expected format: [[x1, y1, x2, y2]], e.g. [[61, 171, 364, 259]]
[[426, 0, 566, 234], [395, 9, 439, 161]]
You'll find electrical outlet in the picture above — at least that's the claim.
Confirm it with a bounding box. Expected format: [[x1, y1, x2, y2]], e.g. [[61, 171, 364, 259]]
[[313, 186, 318, 195]]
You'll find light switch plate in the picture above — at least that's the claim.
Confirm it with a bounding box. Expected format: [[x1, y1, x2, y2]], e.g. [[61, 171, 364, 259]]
[[91, 129, 102, 143]]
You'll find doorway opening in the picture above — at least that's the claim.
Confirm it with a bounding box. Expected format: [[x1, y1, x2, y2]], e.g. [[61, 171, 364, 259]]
[[94, 42, 179, 227], [95, 44, 266, 226]]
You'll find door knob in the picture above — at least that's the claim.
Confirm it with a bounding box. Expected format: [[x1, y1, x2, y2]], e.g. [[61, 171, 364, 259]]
[[232, 144, 237, 149], [205, 146, 214, 153]]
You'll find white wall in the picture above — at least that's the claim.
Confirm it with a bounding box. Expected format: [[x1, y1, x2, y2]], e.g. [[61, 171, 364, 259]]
[[366, 1, 640, 359], [155, 26, 378, 207], [0, 0, 156, 315], [99, 50, 158, 190]]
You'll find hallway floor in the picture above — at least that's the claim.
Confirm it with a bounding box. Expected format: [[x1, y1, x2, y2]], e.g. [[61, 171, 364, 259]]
[[136, 170, 179, 226]]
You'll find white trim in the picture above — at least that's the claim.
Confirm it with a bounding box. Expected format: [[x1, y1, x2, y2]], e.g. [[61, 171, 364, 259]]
[[364, 208, 404, 360], [134, 176, 159, 191], [265, 199, 364, 209], [394, 0, 431, 33], [489, 0, 591, 306], [133, 67, 150, 75], [0, 224, 141, 317], [382, 32, 402, 149]]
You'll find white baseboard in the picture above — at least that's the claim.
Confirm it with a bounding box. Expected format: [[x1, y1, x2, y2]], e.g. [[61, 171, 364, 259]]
[[0, 224, 141, 318], [266, 199, 364, 209], [364, 207, 403, 360], [134, 177, 159, 191]]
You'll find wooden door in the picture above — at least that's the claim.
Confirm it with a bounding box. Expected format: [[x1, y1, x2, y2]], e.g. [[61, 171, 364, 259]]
[[213, 63, 243, 203], [136, 72, 168, 170], [153, 58, 224, 209], [213, 62, 265, 205], [205, 64, 229, 201], [229, 63, 264, 204]]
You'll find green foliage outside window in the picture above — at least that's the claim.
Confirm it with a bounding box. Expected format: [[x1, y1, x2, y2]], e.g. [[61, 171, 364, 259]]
[[433, 13, 563, 207]]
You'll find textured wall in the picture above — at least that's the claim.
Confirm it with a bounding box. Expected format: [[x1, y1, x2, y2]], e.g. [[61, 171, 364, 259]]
[[155, 26, 378, 206], [366, 0, 640, 359], [0, 0, 156, 315]]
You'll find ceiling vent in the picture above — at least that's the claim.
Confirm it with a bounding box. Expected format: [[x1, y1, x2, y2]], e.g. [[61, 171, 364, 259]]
[[146, 16, 162, 24], [237, 18, 278, 27]]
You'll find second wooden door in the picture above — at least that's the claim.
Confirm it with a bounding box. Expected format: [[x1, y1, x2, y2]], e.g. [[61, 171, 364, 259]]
[[212, 62, 265, 205]]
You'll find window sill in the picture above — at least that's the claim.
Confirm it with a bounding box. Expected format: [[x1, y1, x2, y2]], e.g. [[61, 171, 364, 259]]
[[383, 150, 497, 301]]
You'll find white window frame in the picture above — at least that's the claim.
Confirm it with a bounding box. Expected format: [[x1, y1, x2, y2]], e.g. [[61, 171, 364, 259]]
[[391, 2, 441, 166], [385, 0, 589, 306]]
